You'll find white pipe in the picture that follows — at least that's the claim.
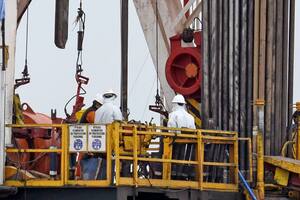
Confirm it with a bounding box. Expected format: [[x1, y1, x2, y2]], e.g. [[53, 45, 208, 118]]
[[0, 69, 6, 184], [0, 0, 17, 184], [4, 0, 17, 146]]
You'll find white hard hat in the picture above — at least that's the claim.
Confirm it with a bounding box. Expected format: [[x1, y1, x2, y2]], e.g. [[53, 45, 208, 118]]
[[103, 89, 117, 98], [95, 93, 104, 104], [172, 94, 186, 104]]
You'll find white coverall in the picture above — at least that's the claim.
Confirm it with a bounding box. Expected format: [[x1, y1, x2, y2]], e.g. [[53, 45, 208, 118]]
[[167, 103, 195, 179], [94, 96, 122, 124], [167, 104, 195, 129]]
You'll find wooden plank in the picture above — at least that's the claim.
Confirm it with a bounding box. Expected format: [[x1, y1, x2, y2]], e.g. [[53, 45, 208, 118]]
[[265, 0, 275, 156], [201, 0, 210, 128], [274, 0, 283, 155]]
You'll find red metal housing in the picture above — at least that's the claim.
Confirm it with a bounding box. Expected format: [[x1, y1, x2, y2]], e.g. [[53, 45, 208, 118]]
[[165, 31, 202, 99]]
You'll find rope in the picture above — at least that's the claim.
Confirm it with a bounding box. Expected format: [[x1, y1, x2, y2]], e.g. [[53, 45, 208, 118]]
[[141, 79, 156, 120], [22, 7, 30, 78], [129, 53, 149, 95], [25, 8, 29, 66]]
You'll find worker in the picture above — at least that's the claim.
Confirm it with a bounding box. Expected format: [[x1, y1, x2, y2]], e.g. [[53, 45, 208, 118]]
[[167, 94, 195, 180], [94, 89, 122, 124], [76, 94, 103, 180], [167, 94, 195, 129], [94, 89, 123, 179], [79, 93, 103, 123]]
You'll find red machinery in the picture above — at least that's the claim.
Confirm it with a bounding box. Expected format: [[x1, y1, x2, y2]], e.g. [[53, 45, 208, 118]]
[[7, 103, 63, 175], [165, 30, 202, 99]]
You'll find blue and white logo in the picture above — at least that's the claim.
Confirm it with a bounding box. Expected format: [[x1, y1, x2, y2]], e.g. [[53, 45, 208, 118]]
[[92, 139, 101, 150], [74, 139, 83, 150]]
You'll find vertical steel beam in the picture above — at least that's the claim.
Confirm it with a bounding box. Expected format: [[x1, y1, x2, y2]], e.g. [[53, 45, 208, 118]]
[[281, 0, 289, 150], [210, 0, 218, 127], [228, 0, 234, 131], [222, 0, 229, 131], [288, 0, 295, 135], [120, 0, 128, 120], [274, 0, 283, 155], [252, 0, 260, 129], [201, 0, 210, 128], [239, 0, 248, 171], [0, 0, 18, 184], [265, 0, 275, 155], [246, 0, 254, 140]]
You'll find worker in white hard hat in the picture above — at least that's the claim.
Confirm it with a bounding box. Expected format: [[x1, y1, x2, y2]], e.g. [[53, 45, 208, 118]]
[[168, 94, 195, 129], [94, 89, 123, 179], [167, 94, 195, 180], [94, 89, 123, 124]]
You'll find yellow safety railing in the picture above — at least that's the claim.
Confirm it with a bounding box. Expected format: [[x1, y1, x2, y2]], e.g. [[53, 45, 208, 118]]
[[113, 123, 239, 192], [5, 124, 67, 187], [65, 124, 112, 186], [4, 124, 111, 187], [238, 137, 253, 183], [4, 122, 240, 192]]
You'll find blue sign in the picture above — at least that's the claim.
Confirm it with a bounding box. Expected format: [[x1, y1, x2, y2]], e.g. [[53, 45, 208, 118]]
[[74, 139, 83, 150], [92, 139, 101, 150]]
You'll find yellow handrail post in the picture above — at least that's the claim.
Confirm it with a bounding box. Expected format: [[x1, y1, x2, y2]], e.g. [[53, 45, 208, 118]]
[[257, 132, 264, 200], [114, 122, 120, 186], [234, 133, 239, 186], [64, 124, 69, 184], [133, 125, 138, 186], [61, 124, 68, 185], [106, 124, 112, 185], [197, 130, 203, 190], [296, 102, 300, 160], [162, 136, 172, 181]]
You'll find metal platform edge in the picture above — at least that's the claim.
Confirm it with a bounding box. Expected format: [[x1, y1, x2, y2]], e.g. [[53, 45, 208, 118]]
[[2, 186, 243, 200]]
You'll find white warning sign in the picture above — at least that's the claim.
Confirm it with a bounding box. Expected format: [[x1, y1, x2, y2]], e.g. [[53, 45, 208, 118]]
[[88, 125, 106, 152], [69, 125, 87, 152]]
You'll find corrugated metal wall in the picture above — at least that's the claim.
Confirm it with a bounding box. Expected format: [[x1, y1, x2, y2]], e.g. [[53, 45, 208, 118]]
[[201, 0, 295, 171]]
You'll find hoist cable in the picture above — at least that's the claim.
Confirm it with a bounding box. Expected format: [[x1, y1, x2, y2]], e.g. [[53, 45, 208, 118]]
[[75, 0, 86, 73], [63, 0, 87, 118], [155, 0, 159, 95], [22, 8, 29, 77]]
